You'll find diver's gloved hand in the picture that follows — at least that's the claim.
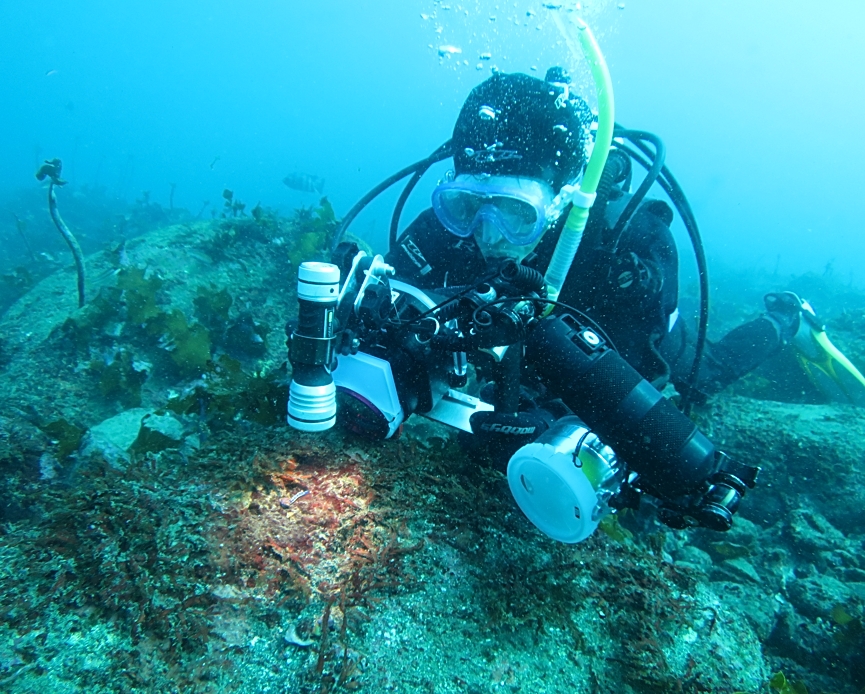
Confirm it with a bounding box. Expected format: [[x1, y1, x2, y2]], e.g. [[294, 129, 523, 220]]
[[468, 408, 553, 468], [466, 388, 563, 467], [470, 408, 550, 442]]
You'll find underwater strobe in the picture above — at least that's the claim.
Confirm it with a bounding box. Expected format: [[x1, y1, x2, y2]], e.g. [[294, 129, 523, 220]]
[[287, 262, 340, 431]]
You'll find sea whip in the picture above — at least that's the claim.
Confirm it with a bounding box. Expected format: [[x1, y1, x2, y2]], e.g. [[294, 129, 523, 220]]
[[36, 158, 86, 308]]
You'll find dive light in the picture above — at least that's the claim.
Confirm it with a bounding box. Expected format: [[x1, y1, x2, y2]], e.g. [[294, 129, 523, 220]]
[[287, 262, 340, 432]]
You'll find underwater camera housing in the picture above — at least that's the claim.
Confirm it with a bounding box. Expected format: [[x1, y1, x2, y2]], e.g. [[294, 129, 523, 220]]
[[287, 245, 758, 542]]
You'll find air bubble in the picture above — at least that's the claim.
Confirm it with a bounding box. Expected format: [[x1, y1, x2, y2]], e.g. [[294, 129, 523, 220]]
[[437, 44, 462, 57]]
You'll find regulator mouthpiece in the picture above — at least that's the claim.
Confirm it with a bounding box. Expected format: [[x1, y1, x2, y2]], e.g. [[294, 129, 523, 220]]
[[507, 416, 623, 543], [288, 262, 340, 432]]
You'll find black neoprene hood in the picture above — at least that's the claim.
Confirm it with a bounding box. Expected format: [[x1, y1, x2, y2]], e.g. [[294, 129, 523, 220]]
[[452, 71, 592, 193]]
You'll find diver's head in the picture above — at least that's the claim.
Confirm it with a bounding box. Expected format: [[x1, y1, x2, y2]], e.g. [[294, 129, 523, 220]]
[[452, 70, 591, 190], [434, 69, 592, 262]]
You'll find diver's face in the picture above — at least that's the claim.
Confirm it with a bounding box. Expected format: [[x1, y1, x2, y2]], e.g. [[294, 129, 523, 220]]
[[473, 216, 544, 263], [472, 175, 555, 263]]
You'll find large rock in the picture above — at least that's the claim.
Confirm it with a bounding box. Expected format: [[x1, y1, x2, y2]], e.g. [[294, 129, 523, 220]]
[[77, 408, 149, 467], [78, 408, 188, 468], [131, 411, 186, 454], [707, 397, 865, 534]]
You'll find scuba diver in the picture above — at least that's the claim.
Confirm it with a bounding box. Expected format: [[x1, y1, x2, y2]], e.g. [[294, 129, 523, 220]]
[[286, 22, 862, 542], [382, 68, 865, 413]]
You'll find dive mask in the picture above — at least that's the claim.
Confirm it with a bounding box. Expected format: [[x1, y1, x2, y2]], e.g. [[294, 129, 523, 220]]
[[432, 175, 555, 247]]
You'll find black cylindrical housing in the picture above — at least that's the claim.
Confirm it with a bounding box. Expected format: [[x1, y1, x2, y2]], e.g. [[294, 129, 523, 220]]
[[526, 313, 718, 499], [288, 262, 340, 432]]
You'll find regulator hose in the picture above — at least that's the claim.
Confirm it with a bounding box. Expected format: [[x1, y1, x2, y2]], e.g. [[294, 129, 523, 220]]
[[585, 149, 630, 247], [389, 139, 454, 250], [331, 139, 453, 252], [613, 139, 709, 414], [608, 128, 666, 250]]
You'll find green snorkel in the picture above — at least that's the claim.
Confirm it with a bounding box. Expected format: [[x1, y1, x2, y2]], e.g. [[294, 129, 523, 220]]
[[544, 18, 615, 303]]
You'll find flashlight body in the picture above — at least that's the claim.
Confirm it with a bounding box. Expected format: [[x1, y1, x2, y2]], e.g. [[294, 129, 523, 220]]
[[525, 312, 717, 500], [287, 262, 340, 432]]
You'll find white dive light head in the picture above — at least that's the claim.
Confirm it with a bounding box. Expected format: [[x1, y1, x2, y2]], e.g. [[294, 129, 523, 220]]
[[287, 262, 341, 433], [507, 416, 623, 543]]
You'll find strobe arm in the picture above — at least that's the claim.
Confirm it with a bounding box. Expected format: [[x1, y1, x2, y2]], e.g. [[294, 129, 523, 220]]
[[525, 313, 758, 531]]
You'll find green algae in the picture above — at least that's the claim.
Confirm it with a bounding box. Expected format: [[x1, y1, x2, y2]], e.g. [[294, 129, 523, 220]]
[[769, 671, 810, 694], [41, 418, 85, 460], [204, 355, 287, 426], [598, 513, 634, 544], [90, 349, 147, 407], [152, 309, 212, 376], [287, 197, 338, 267], [193, 284, 233, 329], [117, 266, 163, 325]]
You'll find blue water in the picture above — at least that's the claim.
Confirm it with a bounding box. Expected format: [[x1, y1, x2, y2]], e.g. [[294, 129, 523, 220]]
[[2, 0, 864, 283]]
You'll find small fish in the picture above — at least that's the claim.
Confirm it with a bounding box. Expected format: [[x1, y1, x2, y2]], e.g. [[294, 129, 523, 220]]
[[278, 490, 309, 508], [44, 69, 59, 78], [209, 155, 220, 170], [282, 172, 325, 194]]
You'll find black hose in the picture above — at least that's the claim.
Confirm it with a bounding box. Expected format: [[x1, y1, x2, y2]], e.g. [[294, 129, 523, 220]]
[[499, 260, 545, 295], [614, 141, 709, 415], [389, 140, 454, 249], [586, 148, 629, 248], [389, 169, 424, 251], [389, 140, 455, 251], [332, 139, 453, 252], [609, 128, 666, 249]]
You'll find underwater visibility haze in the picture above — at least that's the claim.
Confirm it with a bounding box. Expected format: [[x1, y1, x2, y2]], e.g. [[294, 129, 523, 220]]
[[1, 1, 865, 692]]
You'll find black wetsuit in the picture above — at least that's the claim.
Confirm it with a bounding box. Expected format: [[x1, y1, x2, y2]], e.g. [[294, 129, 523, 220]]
[[385, 199, 783, 398]]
